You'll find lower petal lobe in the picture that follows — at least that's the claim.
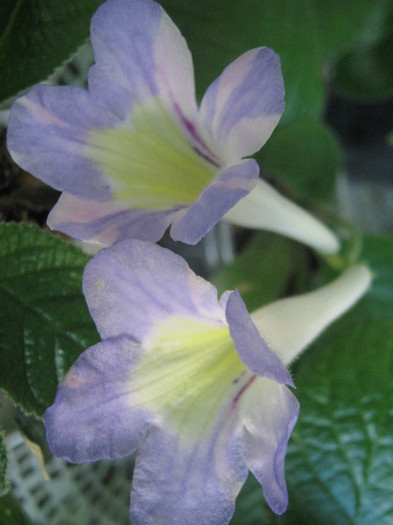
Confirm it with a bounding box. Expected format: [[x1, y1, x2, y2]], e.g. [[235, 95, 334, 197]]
[[45, 337, 153, 462], [48, 192, 177, 245], [130, 417, 247, 525], [237, 377, 299, 514]]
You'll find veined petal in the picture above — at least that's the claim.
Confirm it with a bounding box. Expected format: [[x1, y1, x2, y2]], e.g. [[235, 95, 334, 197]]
[[131, 424, 246, 525], [48, 192, 177, 245], [7, 85, 117, 200], [84, 98, 218, 211], [47, 239, 300, 522], [237, 377, 299, 515], [170, 159, 259, 245], [224, 179, 340, 254], [45, 337, 153, 462], [83, 239, 225, 342], [89, 0, 197, 120], [200, 47, 284, 161], [251, 264, 373, 365]]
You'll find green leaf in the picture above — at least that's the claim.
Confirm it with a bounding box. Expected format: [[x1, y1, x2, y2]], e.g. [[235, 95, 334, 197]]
[[258, 119, 341, 203], [0, 0, 102, 102], [332, 2, 393, 102], [311, 0, 387, 60], [0, 434, 7, 497], [332, 34, 393, 102], [360, 235, 393, 316], [0, 223, 99, 417], [232, 234, 393, 524], [210, 233, 309, 312]]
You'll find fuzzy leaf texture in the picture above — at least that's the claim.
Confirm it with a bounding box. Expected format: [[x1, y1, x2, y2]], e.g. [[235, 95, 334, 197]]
[[0, 223, 99, 417]]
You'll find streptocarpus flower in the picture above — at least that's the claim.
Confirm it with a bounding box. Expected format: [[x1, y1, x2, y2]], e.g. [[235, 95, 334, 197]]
[[45, 240, 371, 525], [8, 0, 338, 254]]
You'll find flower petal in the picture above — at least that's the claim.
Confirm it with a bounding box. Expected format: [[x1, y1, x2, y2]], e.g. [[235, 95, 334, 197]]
[[225, 290, 294, 386], [130, 422, 246, 525], [7, 85, 117, 200], [200, 47, 284, 160], [89, 0, 196, 120], [45, 337, 153, 462], [48, 192, 178, 245], [251, 264, 373, 365], [170, 159, 259, 244], [82, 239, 225, 342], [224, 179, 340, 254], [84, 98, 217, 211], [237, 377, 299, 515]]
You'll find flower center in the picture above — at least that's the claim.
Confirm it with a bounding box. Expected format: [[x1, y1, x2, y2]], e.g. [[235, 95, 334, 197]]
[[132, 317, 247, 438], [85, 99, 217, 209]]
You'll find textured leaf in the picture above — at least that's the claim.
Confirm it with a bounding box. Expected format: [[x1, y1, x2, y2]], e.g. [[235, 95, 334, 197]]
[[231, 235, 393, 524], [0, 0, 101, 102], [258, 119, 341, 203], [0, 223, 99, 417]]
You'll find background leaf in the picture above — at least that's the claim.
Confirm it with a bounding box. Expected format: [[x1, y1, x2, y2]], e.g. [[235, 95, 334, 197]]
[[0, 0, 102, 103], [162, 0, 383, 123], [210, 232, 310, 312], [0, 223, 98, 417], [258, 119, 341, 203], [231, 235, 393, 524], [331, 1, 393, 102]]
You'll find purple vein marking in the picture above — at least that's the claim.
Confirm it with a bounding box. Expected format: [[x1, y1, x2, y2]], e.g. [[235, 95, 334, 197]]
[[173, 102, 221, 167], [232, 374, 257, 408]]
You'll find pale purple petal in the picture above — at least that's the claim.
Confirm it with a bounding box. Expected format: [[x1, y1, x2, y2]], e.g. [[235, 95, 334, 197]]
[[130, 422, 247, 525], [200, 47, 284, 160], [48, 192, 179, 245], [7, 85, 117, 200], [170, 159, 259, 245], [45, 337, 154, 462], [89, 0, 196, 120], [225, 290, 294, 386], [237, 378, 299, 514], [83, 239, 225, 342]]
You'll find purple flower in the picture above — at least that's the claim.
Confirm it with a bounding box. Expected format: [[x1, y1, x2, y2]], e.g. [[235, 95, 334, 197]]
[[7, 0, 338, 253], [45, 240, 371, 524]]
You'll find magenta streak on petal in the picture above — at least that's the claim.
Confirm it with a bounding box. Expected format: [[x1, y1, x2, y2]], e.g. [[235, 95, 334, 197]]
[[173, 101, 221, 167], [232, 374, 257, 408]]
